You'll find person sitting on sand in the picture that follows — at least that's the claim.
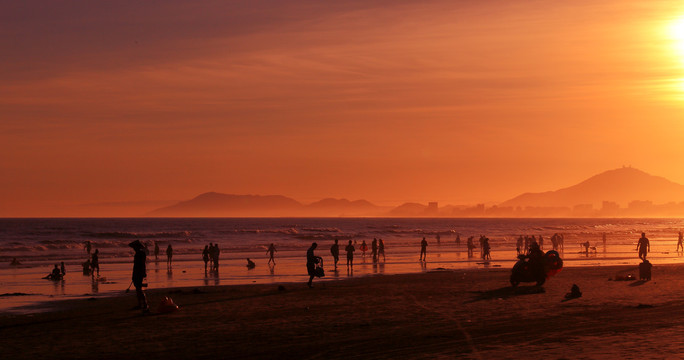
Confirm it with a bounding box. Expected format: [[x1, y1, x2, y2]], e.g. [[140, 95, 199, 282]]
[[637, 233, 650, 261], [10, 257, 21, 266], [46, 264, 63, 280], [306, 243, 322, 288], [246, 258, 256, 269], [345, 240, 355, 269], [266, 243, 277, 265], [330, 239, 340, 269], [565, 284, 582, 299], [420, 237, 428, 261]]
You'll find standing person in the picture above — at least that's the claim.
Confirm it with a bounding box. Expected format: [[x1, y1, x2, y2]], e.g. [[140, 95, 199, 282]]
[[360, 240, 368, 258], [345, 240, 355, 270], [371, 238, 378, 262], [60, 261, 66, 276], [482, 237, 491, 260], [538, 235, 544, 250], [330, 239, 340, 270], [516, 235, 524, 255], [637, 232, 650, 261], [602, 233, 607, 252], [166, 244, 173, 268], [202, 245, 210, 272], [91, 249, 100, 277], [436, 234, 441, 245], [213, 244, 220, 271], [467, 236, 475, 258], [84, 240, 92, 255], [208, 243, 215, 269], [419, 237, 428, 261], [129, 240, 149, 313], [455, 233, 461, 245], [306, 243, 321, 288], [154, 241, 160, 261], [378, 239, 385, 261], [677, 232, 683, 252], [267, 243, 277, 265]]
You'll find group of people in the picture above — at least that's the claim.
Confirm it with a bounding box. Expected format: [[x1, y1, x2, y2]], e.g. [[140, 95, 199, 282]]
[[80, 241, 100, 277], [201, 243, 221, 272], [328, 238, 387, 271], [45, 261, 66, 280]]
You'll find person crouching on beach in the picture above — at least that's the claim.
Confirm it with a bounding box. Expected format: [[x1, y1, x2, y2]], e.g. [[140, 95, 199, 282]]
[[306, 242, 321, 288], [129, 240, 149, 313]]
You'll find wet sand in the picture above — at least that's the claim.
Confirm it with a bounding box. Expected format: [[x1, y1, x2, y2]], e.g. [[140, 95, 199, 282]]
[[1, 263, 683, 359]]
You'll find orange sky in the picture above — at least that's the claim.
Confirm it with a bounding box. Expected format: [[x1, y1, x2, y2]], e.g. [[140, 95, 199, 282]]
[[2, 0, 684, 216]]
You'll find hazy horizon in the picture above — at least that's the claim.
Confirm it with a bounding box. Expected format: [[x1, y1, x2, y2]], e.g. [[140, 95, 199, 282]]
[[3, 1, 684, 216]]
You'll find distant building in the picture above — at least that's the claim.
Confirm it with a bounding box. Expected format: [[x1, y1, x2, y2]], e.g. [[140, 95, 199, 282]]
[[425, 202, 439, 215]]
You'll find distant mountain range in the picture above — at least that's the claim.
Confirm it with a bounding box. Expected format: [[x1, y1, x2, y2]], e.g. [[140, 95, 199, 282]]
[[499, 167, 684, 208], [147, 167, 684, 217]]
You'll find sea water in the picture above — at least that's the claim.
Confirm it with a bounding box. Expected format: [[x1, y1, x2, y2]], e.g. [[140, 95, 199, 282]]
[[1, 217, 683, 313]]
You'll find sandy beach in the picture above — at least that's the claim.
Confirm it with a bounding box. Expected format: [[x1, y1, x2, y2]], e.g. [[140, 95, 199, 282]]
[[2, 262, 684, 359]]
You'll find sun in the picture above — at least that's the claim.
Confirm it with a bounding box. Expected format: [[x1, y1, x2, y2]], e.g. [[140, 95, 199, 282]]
[[668, 17, 684, 61]]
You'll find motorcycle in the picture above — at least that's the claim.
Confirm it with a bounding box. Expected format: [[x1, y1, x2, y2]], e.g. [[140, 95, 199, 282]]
[[510, 250, 563, 287]]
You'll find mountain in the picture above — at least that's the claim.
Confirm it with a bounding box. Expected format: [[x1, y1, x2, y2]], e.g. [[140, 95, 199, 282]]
[[148, 192, 303, 217], [147, 192, 386, 217], [500, 167, 684, 208]]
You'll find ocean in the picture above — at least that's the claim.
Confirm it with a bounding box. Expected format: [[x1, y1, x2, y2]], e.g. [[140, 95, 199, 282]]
[[2, 217, 683, 313]]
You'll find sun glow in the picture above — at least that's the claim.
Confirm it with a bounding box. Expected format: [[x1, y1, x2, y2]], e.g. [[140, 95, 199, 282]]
[[668, 17, 684, 63]]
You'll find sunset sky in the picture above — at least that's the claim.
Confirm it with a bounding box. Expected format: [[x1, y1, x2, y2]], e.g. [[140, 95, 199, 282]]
[[3, 0, 684, 216]]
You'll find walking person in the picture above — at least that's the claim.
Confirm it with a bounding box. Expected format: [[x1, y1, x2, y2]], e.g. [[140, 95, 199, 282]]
[[306, 243, 322, 288], [129, 240, 149, 313], [202, 245, 210, 272], [166, 244, 173, 268], [345, 240, 355, 270], [91, 249, 100, 277], [637, 232, 650, 261], [267, 243, 277, 264], [677, 231, 683, 252], [419, 237, 428, 261], [330, 239, 340, 270]]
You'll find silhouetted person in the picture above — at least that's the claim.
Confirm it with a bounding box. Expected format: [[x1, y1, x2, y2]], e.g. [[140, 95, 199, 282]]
[[246, 258, 256, 269], [91, 249, 100, 277], [166, 244, 173, 268], [84, 240, 91, 255], [360, 240, 368, 258], [436, 234, 441, 245], [456, 233, 461, 245], [551, 233, 558, 251], [516, 235, 524, 255], [482, 237, 491, 260], [129, 240, 149, 313], [267, 243, 277, 264], [330, 239, 340, 269], [154, 241, 160, 261], [10, 257, 21, 266], [467, 236, 475, 258], [582, 241, 590, 256], [565, 284, 582, 299], [213, 244, 220, 271], [82, 259, 91, 275], [602, 233, 607, 252], [345, 240, 355, 269], [538, 235, 544, 250], [208, 243, 215, 269], [527, 242, 544, 276], [47, 264, 62, 280], [60, 261, 66, 276], [419, 237, 428, 261], [306, 242, 321, 288], [378, 239, 385, 261], [371, 238, 378, 262], [677, 232, 683, 252], [202, 245, 210, 271], [637, 232, 650, 261]]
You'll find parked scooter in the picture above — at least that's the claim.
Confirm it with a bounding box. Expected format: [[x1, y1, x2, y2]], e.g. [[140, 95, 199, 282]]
[[510, 249, 563, 286]]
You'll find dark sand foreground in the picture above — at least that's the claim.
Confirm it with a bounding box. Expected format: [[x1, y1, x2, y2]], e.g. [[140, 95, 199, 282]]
[[2, 264, 684, 359]]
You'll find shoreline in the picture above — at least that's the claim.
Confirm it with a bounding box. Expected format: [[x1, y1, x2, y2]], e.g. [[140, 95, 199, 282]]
[[3, 263, 684, 359]]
